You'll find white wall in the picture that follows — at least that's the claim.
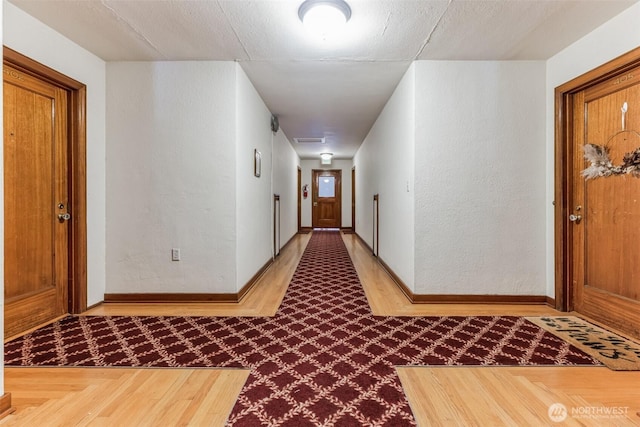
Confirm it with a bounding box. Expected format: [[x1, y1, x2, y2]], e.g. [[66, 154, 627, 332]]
[[106, 62, 238, 293], [300, 159, 353, 228], [414, 61, 546, 295], [3, 0, 107, 306], [272, 128, 300, 248], [545, 3, 640, 296], [354, 64, 416, 290], [235, 65, 275, 290], [108, 63, 292, 294]]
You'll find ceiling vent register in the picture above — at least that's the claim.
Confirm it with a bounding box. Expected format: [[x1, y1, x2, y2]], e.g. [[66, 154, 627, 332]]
[[294, 137, 326, 144]]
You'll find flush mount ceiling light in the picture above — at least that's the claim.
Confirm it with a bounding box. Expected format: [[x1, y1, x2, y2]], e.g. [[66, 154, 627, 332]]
[[298, 0, 351, 41], [320, 152, 333, 164]]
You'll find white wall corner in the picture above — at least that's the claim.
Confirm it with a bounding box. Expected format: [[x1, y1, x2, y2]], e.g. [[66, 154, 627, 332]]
[[354, 63, 416, 292], [234, 64, 275, 291]]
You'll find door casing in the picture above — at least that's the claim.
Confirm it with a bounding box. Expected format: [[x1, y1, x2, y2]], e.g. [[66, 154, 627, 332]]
[[312, 169, 342, 228], [4, 46, 87, 316], [554, 46, 640, 312]]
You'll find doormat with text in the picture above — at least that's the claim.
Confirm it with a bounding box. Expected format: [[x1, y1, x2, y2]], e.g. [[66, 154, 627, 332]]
[[526, 316, 640, 371]]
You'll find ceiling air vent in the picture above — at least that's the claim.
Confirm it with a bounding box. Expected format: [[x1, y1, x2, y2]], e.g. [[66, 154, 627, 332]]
[[294, 137, 325, 144]]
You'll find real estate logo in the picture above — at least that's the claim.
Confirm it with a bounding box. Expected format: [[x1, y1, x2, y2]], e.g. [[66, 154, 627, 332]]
[[548, 403, 568, 422], [548, 403, 629, 423]]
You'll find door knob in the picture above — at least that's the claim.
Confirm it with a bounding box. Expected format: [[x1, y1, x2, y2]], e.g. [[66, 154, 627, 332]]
[[313, 202, 318, 206], [569, 214, 581, 223], [58, 213, 71, 222]]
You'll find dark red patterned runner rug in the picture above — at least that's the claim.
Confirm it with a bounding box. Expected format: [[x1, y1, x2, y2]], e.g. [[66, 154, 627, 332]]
[[5, 230, 599, 426]]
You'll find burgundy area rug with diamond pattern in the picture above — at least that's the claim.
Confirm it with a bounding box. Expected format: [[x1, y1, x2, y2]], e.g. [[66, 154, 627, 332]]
[[5, 230, 599, 426]]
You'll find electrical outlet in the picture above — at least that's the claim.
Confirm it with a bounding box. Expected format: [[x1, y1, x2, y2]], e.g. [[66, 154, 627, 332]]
[[171, 248, 180, 261]]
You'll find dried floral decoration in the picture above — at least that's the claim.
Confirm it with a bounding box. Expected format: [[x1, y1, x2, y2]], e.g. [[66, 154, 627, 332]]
[[582, 144, 640, 179]]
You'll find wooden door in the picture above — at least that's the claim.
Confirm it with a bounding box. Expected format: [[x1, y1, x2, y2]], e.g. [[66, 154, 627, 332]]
[[570, 64, 640, 338], [4, 63, 69, 338], [312, 169, 341, 228]]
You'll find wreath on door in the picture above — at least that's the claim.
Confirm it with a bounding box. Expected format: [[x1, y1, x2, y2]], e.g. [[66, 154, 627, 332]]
[[582, 130, 640, 179]]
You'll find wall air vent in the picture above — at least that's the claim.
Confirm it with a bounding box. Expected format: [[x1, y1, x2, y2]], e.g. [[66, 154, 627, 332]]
[[294, 137, 325, 144]]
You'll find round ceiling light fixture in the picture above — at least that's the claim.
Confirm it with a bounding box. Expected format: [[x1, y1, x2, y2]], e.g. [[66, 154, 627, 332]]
[[320, 152, 333, 164], [298, 0, 351, 41]]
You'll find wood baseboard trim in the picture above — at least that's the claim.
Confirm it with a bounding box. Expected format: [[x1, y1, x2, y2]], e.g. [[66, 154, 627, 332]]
[[279, 233, 297, 254], [238, 259, 273, 301], [104, 293, 239, 303], [411, 294, 550, 304], [85, 301, 103, 312], [355, 232, 374, 254], [341, 227, 355, 234], [104, 259, 274, 304], [353, 235, 550, 306], [376, 256, 414, 302], [0, 393, 14, 420], [546, 296, 556, 307], [298, 227, 313, 234]]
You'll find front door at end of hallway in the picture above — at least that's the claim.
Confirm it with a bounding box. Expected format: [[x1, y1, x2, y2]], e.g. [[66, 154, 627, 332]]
[[312, 169, 341, 229]]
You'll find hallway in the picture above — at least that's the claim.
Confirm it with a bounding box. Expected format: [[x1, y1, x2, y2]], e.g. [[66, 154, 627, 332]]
[[4, 2, 640, 425]]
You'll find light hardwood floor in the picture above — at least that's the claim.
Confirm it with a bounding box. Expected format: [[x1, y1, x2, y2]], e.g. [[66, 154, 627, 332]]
[[3, 232, 639, 426], [1, 368, 249, 427], [82, 233, 312, 318], [343, 234, 561, 317], [397, 366, 640, 427]]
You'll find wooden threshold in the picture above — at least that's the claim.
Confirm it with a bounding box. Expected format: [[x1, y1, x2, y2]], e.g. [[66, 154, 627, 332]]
[[4, 314, 68, 344]]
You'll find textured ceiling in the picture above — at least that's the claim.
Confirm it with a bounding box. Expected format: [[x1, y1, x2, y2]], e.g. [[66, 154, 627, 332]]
[[7, 0, 638, 159]]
